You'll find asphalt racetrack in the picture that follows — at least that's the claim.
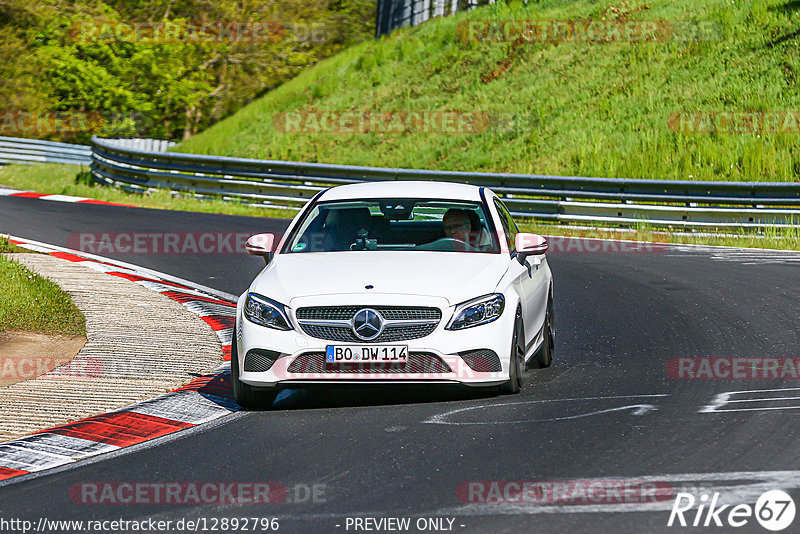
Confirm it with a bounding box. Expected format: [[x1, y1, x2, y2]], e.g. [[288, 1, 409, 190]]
[[2, 195, 800, 533]]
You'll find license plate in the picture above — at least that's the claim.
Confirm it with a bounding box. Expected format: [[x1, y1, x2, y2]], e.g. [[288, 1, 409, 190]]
[[326, 345, 408, 363]]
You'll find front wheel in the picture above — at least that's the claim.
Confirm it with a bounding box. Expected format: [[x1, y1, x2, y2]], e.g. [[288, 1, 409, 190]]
[[230, 325, 278, 409], [500, 309, 525, 395]]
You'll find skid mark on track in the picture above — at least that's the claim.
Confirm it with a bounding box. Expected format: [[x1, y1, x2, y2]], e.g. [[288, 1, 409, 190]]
[[423, 394, 668, 425]]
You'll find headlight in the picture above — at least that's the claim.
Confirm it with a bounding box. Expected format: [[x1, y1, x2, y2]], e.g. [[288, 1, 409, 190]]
[[243, 293, 292, 331], [446, 293, 505, 330]]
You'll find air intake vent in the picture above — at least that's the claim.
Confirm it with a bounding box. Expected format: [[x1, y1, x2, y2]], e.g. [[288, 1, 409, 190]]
[[458, 349, 501, 372], [243, 349, 281, 372]]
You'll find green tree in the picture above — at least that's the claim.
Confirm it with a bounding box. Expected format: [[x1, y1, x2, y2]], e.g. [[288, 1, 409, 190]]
[[0, 0, 375, 142]]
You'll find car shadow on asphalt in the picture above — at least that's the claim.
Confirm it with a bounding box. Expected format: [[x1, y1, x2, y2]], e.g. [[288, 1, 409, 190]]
[[267, 385, 501, 411]]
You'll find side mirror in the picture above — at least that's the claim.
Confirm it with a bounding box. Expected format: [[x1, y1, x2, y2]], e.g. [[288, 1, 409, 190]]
[[245, 233, 276, 264], [515, 233, 548, 264]]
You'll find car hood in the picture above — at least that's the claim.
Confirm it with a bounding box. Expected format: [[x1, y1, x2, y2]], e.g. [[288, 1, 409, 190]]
[[250, 251, 509, 307]]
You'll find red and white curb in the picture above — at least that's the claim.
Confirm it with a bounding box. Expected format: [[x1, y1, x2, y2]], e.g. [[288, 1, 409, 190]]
[[0, 236, 239, 483], [0, 187, 135, 207]]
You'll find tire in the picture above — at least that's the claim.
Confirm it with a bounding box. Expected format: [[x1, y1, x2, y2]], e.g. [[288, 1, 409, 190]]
[[533, 290, 555, 369], [230, 325, 279, 409], [500, 308, 525, 395]]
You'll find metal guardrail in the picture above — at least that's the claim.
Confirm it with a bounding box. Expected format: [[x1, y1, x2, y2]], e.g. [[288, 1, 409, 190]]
[[0, 136, 92, 166], [90, 136, 800, 229], [100, 138, 177, 152], [0, 137, 175, 167]]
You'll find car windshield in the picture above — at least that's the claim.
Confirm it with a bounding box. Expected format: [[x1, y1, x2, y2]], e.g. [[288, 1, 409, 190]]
[[284, 198, 499, 253]]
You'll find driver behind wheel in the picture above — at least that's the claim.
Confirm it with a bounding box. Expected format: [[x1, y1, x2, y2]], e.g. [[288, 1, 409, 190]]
[[442, 208, 491, 250]]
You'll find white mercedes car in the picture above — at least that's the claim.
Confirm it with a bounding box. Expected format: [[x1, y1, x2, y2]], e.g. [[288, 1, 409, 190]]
[[232, 181, 555, 408]]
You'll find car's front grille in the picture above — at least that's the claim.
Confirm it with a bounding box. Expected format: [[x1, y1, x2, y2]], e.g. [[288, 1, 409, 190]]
[[299, 323, 437, 343], [243, 349, 281, 372], [286, 352, 451, 374], [459, 349, 502, 372], [296, 306, 441, 321], [295, 305, 442, 343]]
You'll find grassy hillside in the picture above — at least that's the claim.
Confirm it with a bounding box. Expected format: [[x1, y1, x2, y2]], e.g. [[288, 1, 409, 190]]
[[177, 0, 800, 182]]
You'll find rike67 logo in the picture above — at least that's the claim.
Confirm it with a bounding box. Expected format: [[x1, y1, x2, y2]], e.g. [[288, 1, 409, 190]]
[[668, 490, 795, 531]]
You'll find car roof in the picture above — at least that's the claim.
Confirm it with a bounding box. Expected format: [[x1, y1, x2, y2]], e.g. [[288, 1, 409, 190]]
[[317, 180, 486, 202]]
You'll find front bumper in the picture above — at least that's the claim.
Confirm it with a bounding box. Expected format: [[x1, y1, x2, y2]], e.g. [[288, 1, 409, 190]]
[[235, 293, 516, 388]]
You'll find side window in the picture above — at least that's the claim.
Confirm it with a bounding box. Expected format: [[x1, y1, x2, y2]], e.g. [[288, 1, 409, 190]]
[[493, 199, 518, 253]]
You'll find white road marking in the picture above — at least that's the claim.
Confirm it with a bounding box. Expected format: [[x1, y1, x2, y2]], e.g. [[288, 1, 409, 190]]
[[667, 246, 800, 265], [215, 327, 233, 345], [79, 261, 142, 275], [721, 396, 800, 403], [423, 394, 668, 425], [183, 300, 236, 317], [0, 445, 74, 471], [10, 433, 119, 458], [40, 194, 89, 202], [6, 234, 237, 301], [700, 387, 800, 413], [134, 280, 227, 300]]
